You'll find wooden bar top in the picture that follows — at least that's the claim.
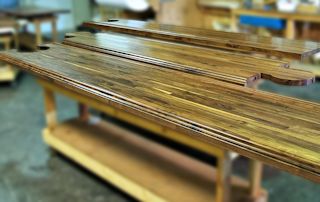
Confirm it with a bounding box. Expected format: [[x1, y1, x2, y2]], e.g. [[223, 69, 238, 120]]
[[0, 42, 319, 182], [63, 32, 314, 86], [84, 19, 320, 60]]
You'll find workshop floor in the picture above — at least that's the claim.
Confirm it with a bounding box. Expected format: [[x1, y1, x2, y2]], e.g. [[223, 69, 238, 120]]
[[0, 74, 319, 202]]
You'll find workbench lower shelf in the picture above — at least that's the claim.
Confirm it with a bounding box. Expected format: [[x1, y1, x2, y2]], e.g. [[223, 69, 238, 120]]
[[0, 64, 19, 82], [43, 119, 267, 202]]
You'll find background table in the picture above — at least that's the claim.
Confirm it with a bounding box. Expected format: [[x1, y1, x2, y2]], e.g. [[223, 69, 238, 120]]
[[232, 9, 320, 39], [0, 6, 69, 49]]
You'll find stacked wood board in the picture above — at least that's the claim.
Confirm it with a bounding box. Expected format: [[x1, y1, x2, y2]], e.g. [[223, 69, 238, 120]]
[[0, 19, 320, 201]]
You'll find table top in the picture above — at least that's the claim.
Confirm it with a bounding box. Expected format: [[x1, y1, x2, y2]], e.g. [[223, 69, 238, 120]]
[[64, 32, 314, 86], [84, 19, 320, 60], [198, 0, 240, 10], [0, 18, 17, 28], [0, 6, 69, 18], [0, 38, 320, 182]]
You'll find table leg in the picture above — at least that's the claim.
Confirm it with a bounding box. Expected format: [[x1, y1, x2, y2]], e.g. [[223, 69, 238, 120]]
[[231, 13, 238, 32], [34, 19, 43, 46], [285, 19, 295, 39], [3, 39, 10, 51], [249, 160, 263, 198], [44, 88, 57, 130], [51, 16, 58, 42], [302, 22, 311, 39], [216, 151, 232, 202], [14, 23, 19, 50], [78, 103, 90, 122]]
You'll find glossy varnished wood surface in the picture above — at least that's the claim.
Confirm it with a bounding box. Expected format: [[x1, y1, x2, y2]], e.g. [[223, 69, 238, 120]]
[[63, 32, 314, 86], [84, 19, 320, 60], [0, 43, 319, 182]]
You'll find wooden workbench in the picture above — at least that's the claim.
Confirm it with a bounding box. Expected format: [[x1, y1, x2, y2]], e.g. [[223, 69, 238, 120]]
[[231, 9, 320, 40], [1, 20, 319, 202], [0, 6, 69, 49]]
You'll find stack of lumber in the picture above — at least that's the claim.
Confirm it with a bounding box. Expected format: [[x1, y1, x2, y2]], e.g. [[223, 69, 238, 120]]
[[0, 19, 319, 201]]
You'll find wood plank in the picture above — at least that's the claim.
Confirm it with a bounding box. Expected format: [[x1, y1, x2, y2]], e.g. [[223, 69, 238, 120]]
[[43, 119, 267, 202], [64, 32, 314, 86], [83, 19, 320, 60], [1, 43, 320, 182]]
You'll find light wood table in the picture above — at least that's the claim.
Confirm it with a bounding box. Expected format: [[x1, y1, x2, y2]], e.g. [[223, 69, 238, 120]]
[[0, 6, 69, 49], [231, 9, 320, 40], [38, 78, 267, 202]]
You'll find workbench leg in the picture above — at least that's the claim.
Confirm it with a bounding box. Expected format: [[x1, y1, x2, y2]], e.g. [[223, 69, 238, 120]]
[[78, 103, 90, 122], [34, 19, 43, 46], [285, 19, 295, 40], [43, 88, 57, 131], [249, 160, 263, 198], [302, 22, 310, 39], [231, 13, 238, 32], [4, 40, 10, 51], [51, 17, 58, 42], [14, 23, 19, 50], [216, 152, 232, 202]]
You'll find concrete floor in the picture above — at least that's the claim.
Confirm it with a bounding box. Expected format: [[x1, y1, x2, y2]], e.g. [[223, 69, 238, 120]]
[[0, 74, 320, 202]]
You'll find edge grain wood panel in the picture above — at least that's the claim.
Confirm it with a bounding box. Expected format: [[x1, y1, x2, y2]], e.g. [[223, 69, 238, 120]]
[[1, 44, 319, 182], [64, 32, 314, 86], [83, 19, 320, 60], [44, 119, 267, 202]]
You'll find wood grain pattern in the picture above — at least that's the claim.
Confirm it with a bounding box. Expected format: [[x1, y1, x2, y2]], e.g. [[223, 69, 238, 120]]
[[1, 43, 319, 182], [64, 32, 314, 86], [83, 19, 320, 60]]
